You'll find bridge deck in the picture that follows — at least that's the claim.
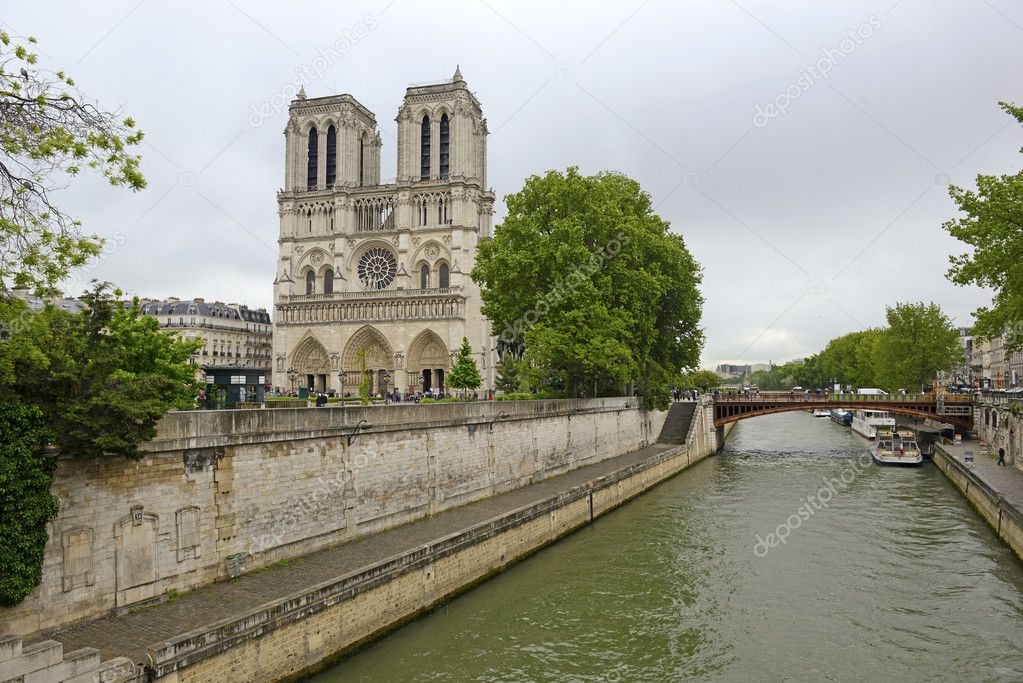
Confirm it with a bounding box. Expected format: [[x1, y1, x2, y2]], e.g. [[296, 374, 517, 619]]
[[712, 393, 974, 430]]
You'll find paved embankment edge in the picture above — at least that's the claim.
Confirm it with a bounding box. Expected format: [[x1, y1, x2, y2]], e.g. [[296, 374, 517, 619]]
[[148, 437, 716, 682], [932, 444, 1023, 563]]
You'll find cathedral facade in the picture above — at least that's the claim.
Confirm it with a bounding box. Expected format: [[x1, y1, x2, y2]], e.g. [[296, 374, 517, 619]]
[[271, 68, 496, 395]]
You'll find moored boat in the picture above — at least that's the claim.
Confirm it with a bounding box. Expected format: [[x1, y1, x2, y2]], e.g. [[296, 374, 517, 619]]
[[811, 408, 831, 417], [851, 409, 896, 440], [830, 409, 853, 426], [871, 428, 923, 466]]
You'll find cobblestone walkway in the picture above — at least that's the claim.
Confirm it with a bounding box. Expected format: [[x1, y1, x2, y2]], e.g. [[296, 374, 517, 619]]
[[51, 442, 678, 665]]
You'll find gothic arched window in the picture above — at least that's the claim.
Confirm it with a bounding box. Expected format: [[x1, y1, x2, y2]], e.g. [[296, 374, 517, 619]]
[[307, 127, 318, 188], [324, 270, 334, 294], [305, 270, 315, 295], [420, 115, 431, 180], [439, 262, 449, 289], [360, 132, 366, 186], [325, 126, 336, 187], [420, 264, 430, 289], [439, 114, 450, 179]]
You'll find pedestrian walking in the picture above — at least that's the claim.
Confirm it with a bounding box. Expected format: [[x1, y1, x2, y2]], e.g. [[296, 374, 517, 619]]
[[998, 447, 1006, 466]]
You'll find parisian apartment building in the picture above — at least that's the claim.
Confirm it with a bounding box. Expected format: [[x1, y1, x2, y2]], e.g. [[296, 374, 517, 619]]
[[138, 297, 273, 375]]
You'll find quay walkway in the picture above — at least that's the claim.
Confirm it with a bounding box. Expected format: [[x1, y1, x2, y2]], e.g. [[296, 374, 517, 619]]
[[933, 438, 1023, 563]]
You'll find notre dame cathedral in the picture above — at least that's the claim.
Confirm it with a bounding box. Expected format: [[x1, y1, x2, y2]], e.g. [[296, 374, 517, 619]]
[[271, 68, 497, 395]]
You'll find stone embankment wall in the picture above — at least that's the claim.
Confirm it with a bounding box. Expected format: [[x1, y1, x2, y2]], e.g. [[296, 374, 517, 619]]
[[151, 399, 721, 682], [932, 444, 1023, 562], [1, 399, 663, 638]]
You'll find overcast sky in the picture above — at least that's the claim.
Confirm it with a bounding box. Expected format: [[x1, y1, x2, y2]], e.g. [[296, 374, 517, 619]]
[[5, 0, 1022, 368]]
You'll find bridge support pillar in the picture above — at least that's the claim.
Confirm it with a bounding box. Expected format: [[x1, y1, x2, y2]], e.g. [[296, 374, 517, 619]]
[[715, 425, 726, 452]]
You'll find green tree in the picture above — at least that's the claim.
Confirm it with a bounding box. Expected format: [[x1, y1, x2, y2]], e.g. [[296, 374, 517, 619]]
[[874, 302, 962, 391], [0, 33, 145, 294], [679, 369, 722, 390], [471, 168, 704, 409], [2, 282, 201, 459], [448, 337, 483, 397], [944, 101, 1023, 351], [495, 352, 522, 393]]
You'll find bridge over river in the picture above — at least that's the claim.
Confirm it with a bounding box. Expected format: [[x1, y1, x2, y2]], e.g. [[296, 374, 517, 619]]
[[712, 391, 976, 431]]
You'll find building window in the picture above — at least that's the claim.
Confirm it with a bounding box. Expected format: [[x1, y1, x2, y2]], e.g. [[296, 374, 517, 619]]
[[324, 270, 334, 294], [307, 127, 318, 188], [439, 114, 449, 179], [420, 264, 429, 289], [358, 248, 398, 290], [306, 270, 315, 295], [325, 125, 336, 187], [439, 262, 449, 289], [420, 115, 430, 180]]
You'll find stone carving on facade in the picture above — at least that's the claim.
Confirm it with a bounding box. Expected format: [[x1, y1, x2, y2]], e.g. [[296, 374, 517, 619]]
[[276, 354, 285, 371], [61, 526, 95, 591], [391, 236, 400, 247], [347, 238, 357, 248], [394, 351, 404, 368], [412, 237, 422, 247], [442, 235, 452, 245], [294, 245, 305, 255], [310, 251, 325, 266], [175, 507, 201, 562], [330, 352, 340, 370], [425, 244, 440, 261]]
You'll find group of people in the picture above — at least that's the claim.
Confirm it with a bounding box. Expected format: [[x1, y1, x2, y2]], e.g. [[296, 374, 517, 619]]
[[310, 388, 452, 406], [671, 388, 701, 401]]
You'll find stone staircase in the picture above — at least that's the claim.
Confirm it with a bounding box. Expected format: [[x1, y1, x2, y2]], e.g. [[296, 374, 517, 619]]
[[657, 401, 697, 445], [0, 636, 137, 683]]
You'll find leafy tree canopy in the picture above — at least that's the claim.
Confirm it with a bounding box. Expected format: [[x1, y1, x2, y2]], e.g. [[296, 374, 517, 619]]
[[874, 301, 962, 391], [0, 32, 145, 294], [679, 369, 722, 390], [944, 101, 1023, 351], [0, 282, 201, 459], [471, 167, 704, 409]]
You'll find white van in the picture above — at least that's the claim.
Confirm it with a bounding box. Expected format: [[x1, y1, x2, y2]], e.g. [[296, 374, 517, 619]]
[[856, 388, 888, 396]]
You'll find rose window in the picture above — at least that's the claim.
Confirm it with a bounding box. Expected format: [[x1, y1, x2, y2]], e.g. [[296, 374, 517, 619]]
[[357, 248, 398, 290]]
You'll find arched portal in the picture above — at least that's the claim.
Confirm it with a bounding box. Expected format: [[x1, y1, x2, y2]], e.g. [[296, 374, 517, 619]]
[[407, 329, 449, 395], [341, 325, 394, 396], [291, 335, 330, 392]]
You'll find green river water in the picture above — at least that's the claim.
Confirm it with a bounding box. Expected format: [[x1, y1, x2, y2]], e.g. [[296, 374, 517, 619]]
[[313, 411, 1023, 682]]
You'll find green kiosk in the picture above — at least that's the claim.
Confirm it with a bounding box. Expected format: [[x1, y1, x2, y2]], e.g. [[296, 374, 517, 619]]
[[201, 366, 269, 409]]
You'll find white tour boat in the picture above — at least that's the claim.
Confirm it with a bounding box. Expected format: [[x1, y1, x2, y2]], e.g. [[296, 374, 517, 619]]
[[851, 409, 896, 440], [870, 428, 923, 466], [811, 409, 832, 417]]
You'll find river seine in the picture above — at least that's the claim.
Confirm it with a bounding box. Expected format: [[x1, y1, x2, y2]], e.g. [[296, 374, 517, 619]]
[[314, 411, 1023, 682]]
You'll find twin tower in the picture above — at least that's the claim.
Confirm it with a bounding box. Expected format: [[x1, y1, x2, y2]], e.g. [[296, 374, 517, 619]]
[[271, 68, 497, 396]]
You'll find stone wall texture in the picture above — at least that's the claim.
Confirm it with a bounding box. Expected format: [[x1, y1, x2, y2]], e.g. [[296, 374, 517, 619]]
[[1, 399, 664, 638]]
